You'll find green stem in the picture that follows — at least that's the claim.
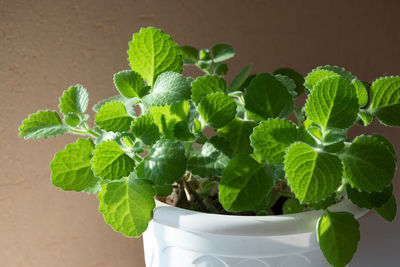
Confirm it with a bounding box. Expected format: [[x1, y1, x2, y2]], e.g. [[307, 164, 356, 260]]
[[82, 124, 100, 138], [70, 128, 88, 135]]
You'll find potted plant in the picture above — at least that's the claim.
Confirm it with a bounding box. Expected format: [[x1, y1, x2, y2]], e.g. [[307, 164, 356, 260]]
[[18, 27, 398, 267]]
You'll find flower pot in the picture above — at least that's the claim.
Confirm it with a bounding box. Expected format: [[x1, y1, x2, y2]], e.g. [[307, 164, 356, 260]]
[[143, 200, 367, 267]]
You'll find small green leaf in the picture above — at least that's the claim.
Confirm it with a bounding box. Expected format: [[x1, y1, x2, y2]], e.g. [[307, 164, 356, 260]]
[[304, 69, 339, 93], [229, 64, 252, 91], [173, 121, 194, 141], [274, 74, 297, 98], [128, 27, 183, 86], [18, 110, 69, 139], [113, 70, 146, 99], [369, 76, 400, 126], [92, 95, 136, 116], [191, 75, 227, 104], [245, 73, 294, 121], [251, 119, 298, 164], [342, 135, 396, 192], [347, 184, 393, 209], [142, 71, 191, 106], [92, 141, 135, 180], [59, 84, 89, 115], [375, 195, 397, 222], [305, 76, 358, 130], [323, 128, 346, 145], [211, 44, 235, 63], [95, 101, 133, 132], [357, 110, 373, 126], [318, 65, 355, 82], [317, 210, 360, 267], [214, 63, 228, 75], [219, 154, 276, 212], [180, 45, 198, 65], [198, 92, 236, 129], [217, 118, 258, 155], [282, 198, 304, 214], [136, 139, 187, 185], [352, 79, 368, 107], [154, 184, 173, 197], [50, 138, 99, 192], [131, 114, 160, 145], [273, 67, 305, 95], [98, 178, 155, 237], [284, 142, 342, 203], [63, 113, 80, 127]]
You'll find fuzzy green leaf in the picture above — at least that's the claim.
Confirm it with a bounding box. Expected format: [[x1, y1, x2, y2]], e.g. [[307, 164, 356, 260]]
[[92, 95, 137, 116], [211, 44, 235, 63], [273, 68, 305, 95], [251, 118, 297, 164], [219, 154, 276, 212], [191, 75, 227, 104], [180, 45, 198, 65], [95, 101, 133, 132], [304, 69, 339, 93], [131, 114, 160, 145], [64, 113, 80, 127], [198, 92, 236, 129], [352, 79, 368, 107], [173, 121, 194, 141], [342, 135, 396, 192], [305, 76, 358, 130], [128, 27, 183, 86], [375, 195, 397, 222], [113, 70, 146, 99], [18, 110, 69, 139], [50, 138, 99, 192], [229, 64, 252, 92], [274, 74, 297, 98], [244, 73, 294, 121], [317, 210, 360, 267], [59, 84, 89, 115], [357, 110, 373, 126], [136, 139, 187, 185], [369, 76, 400, 126], [284, 142, 342, 203], [98, 178, 155, 237], [347, 184, 393, 209], [92, 141, 135, 180]]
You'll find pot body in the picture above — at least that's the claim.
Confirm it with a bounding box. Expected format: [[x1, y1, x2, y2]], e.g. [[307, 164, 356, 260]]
[[143, 200, 367, 267]]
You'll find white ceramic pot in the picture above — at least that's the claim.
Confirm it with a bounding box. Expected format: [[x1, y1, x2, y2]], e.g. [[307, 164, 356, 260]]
[[143, 200, 367, 267]]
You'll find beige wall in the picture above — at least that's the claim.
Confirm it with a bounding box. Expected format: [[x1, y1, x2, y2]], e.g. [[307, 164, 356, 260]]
[[1, 0, 400, 266]]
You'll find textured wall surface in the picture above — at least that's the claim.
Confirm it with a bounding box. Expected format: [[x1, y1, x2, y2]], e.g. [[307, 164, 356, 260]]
[[1, 0, 400, 266]]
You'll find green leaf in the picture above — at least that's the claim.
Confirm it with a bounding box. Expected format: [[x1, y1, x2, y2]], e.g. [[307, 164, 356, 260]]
[[131, 114, 160, 145], [323, 128, 346, 145], [128, 27, 183, 86], [347, 184, 393, 209], [97, 178, 155, 237], [63, 113, 80, 127], [341, 135, 396, 192], [244, 73, 294, 121], [273, 67, 305, 95], [317, 210, 360, 267], [113, 70, 146, 99], [92, 141, 135, 180], [154, 184, 173, 197], [357, 110, 373, 126], [229, 64, 252, 91], [284, 142, 342, 203], [211, 43, 235, 63], [308, 193, 336, 210], [187, 136, 232, 178], [59, 84, 89, 115], [198, 92, 236, 129], [219, 154, 276, 212], [50, 138, 99, 192], [375, 195, 397, 222], [95, 101, 133, 132], [369, 76, 400, 126], [305, 76, 358, 130], [352, 79, 368, 107], [282, 198, 304, 214], [214, 63, 228, 75], [173, 121, 194, 141], [92, 95, 137, 116], [136, 139, 187, 185], [217, 118, 257, 155], [150, 100, 190, 139], [304, 69, 339, 93], [274, 74, 297, 98], [250, 119, 298, 164], [142, 72, 191, 106], [318, 65, 355, 82], [18, 110, 69, 139], [180, 45, 198, 65], [191, 75, 227, 104]]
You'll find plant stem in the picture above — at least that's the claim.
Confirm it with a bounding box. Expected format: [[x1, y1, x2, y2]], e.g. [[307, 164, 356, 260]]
[[183, 177, 208, 212], [82, 123, 100, 138]]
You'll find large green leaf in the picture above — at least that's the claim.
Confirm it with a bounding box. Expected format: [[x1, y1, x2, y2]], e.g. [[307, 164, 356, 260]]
[[317, 210, 360, 267], [244, 73, 294, 121], [128, 27, 183, 86], [95, 101, 133, 132], [229, 65, 252, 92], [250, 118, 297, 164], [284, 142, 342, 203], [131, 114, 160, 145], [113, 70, 146, 99], [305, 76, 358, 130], [142, 71, 191, 106], [375, 195, 397, 222], [191, 75, 227, 104], [59, 84, 89, 115], [217, 118, 257, 155], [198, 92, 236, 129], [341, 135, 396, 192], [369, 76, 400, 126], [187, 136, 232, 178], [211, 44, 235, 63], [273, 67, 305, 95], [50, 138, 99, 192], [219, 154, 276, 212], [136, 139, 187, 185], [347, 184, 393, 209], [92, 141, 135, 180], [98, 178, 155, 237], [18, 110, 69, 139]]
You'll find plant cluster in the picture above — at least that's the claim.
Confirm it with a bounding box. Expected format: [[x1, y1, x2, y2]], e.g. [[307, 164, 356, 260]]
[[19, 27, 399, 267]]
